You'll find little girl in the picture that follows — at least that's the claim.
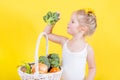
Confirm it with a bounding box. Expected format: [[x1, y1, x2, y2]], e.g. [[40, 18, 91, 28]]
[[44, 9, 97, 80]]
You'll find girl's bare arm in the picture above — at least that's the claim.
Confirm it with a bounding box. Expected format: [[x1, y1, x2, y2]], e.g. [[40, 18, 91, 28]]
[[85, 46, 96, 80], [44, 25, 68, 46]]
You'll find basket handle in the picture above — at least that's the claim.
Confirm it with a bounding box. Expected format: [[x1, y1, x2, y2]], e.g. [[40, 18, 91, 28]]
[[34, 32, 48, 75]]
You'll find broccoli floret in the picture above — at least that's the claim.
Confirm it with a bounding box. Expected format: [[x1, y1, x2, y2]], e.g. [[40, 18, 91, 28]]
[[47, 53, 60, 68], [39, 56, 50, 69], [43, 11, 60, 25]]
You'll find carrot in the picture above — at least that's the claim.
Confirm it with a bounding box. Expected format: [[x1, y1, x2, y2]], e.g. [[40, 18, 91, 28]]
[[49, 67, 60, 73]]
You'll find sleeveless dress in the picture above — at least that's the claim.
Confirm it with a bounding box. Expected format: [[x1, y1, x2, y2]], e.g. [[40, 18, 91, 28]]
[[61, 40, 88, 80]]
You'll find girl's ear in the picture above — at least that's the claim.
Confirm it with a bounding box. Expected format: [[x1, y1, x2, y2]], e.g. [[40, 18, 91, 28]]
[[81, 26, 89, 32]]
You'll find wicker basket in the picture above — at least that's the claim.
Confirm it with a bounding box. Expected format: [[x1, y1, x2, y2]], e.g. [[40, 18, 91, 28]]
[[18, 32, 63, 80]]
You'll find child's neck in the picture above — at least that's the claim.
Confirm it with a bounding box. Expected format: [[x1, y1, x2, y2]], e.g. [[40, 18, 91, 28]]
[[71, 32, 85, 42]]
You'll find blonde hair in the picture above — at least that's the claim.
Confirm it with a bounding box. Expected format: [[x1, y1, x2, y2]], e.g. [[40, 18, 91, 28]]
[[75, 9, 97, 36]]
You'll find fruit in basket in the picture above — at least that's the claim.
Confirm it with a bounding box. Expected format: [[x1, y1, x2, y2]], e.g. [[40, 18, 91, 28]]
[[43, 11, 60, 25], [31, 63, 48, 74]]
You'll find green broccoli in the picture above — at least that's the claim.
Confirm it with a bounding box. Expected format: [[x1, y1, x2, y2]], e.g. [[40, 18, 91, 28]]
[[39, 56, 50, 69], [47, 53, 60, 68], [43, 11, 60, 25]]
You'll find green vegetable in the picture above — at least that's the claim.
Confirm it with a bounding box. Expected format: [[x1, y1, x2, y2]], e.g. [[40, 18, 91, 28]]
[[39, 56, 50, 69], [24, 63, 31, 74], [47, 53, 60, 68], [43, 11, 60, 25]]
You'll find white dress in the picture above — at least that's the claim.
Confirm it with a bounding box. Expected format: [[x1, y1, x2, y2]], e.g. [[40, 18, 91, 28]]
[[61, 40, 88, 80]]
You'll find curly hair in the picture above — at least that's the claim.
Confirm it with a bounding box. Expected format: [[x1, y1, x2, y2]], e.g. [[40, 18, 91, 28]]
[[75, 9, 97, 36]]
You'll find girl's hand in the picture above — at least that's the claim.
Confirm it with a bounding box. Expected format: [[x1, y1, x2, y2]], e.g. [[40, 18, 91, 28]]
[[46, 24, 54, 27], [43, 11, 68, 46]]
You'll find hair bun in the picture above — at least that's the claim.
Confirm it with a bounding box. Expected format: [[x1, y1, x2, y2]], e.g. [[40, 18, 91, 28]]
[[85, 8, 95, 16]]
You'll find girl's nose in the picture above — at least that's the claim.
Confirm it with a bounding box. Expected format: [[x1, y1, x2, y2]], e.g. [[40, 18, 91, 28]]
[[68, 22, 70, 26]]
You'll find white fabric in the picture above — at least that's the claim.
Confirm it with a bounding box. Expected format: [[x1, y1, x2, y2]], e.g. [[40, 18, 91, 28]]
[[61, 40, 88, 80]]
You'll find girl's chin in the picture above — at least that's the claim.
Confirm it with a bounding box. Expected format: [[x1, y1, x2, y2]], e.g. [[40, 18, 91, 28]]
[[67, 30, 74, 35], [67, 30, 70, 34]]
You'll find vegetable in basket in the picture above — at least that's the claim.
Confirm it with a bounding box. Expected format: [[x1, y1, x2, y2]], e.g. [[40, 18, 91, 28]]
[[31, 56, 50, 74], [43, 11, 60, 25], [21, 63, 31, 74], [31, 63, 48, 74], [20, 53, 61, 74], [39, 56, 50, 68], [47, 53, 60, 73]]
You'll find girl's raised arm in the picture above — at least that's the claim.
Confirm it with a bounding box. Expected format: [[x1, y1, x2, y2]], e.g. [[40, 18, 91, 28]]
[[44, 25, 68, 46]]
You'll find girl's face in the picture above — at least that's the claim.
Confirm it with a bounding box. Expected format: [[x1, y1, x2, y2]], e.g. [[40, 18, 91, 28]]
[[67, 13, 81, 35]]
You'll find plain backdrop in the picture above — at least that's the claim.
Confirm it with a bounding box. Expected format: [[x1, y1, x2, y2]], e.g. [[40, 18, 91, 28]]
[[0, 0, 120, 80]]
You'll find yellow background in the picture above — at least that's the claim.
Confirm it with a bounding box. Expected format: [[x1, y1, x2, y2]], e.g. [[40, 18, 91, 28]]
[[0, 0, 120, 80]]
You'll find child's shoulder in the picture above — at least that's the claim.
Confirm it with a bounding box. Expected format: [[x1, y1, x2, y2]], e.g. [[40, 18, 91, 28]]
[[61, 38, 69, 46], [86, 43, 95, 55]]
